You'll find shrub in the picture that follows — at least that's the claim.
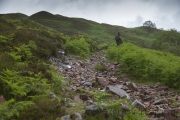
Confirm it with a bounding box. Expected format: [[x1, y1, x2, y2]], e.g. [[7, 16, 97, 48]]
[[94, 63, 108, 72], [0, 99, 34, 120], [107, 43, 180, 89], [65, 36, 90, 58], [97, 43, 108, 50]]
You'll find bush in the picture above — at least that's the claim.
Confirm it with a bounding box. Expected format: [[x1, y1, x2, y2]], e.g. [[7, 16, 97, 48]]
[[94, 63, 108, 72], [65, 36, 90, 58], [107, 43, 180, 89], [97, 43, 108, 50]]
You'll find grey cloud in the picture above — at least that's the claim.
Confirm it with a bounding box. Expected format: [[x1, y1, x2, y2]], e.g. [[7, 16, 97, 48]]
[[173, 10, 180, 30], [125, 16, 144, 28], [135, 16, 143, 25]]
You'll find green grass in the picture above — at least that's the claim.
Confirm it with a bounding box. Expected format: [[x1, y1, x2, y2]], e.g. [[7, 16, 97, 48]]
[[107, 43, 180, 89], [29, 11, 155, 47]]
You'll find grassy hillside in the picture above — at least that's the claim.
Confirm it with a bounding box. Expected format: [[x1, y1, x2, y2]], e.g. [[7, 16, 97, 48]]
[[29, 11, 158, 47], [0, 11, 166, 48], [29, 11, 180, 56], [0, 13, 69, 119], [0, 11, 180, 119]]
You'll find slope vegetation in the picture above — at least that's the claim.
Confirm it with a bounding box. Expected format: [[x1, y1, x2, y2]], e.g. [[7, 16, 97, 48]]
[[30, 11, 158, 47]]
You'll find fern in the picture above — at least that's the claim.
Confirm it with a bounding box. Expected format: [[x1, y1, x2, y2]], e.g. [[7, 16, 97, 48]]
[[0, 99, 34, 119], [0, 34, 14, 43]]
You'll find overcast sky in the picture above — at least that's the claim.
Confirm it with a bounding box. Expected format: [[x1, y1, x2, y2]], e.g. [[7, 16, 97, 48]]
[[0, 0, 180, 31]]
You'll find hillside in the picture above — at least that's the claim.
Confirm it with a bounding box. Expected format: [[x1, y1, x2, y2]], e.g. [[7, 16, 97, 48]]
[[0, 11, 180, 120], [2, 11, 179, 56], [29, 11, 158, 47], [29, 11, 180, 56]]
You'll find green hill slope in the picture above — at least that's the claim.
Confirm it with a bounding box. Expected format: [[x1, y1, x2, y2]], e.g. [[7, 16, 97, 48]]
[[29, 11, 158, 47], [1, 11, 180, 55], [0, 11, 180, 119]]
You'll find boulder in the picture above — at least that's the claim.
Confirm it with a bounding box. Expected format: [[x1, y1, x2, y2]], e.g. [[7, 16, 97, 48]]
[[109, 78, 117, 83], [127, 82, 138, 91], [107, 85, 130, 99], [132, 99, 146, 110], [85, 105, 100, 115], [96, 77, 109, 86], [82, 82, 92, 87]]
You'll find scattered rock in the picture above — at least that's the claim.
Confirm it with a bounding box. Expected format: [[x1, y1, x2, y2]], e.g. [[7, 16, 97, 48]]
[[109, 78, 117, 83], [61, 112, 82, 120], [55, 52, 180, 120], [144, 102, 151, 107], [152, 98, 168, 105], [85, 105, 100, 115], [96, 77, 109, 86], [132, 99, 146, 110], [107, 85, 130, 99], [82, 82, 92, 87], [127, 82, 138, 91], [79, 94, 90, 101], [166, 115, 177, 120], [74, 95, 84, 104], [50, 92, 57, 99]]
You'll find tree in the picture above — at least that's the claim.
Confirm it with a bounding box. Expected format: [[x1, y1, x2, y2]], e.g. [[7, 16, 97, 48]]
[[143, 20, 156, 34], [143, 20, 156, 28]]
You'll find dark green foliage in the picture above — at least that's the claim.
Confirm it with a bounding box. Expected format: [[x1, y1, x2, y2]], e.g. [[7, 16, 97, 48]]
[[0, 99, 34, 120], [143, 20, 156, 28], [97, 43, 109, 50], [17, 97, 66, 120], [94, 63, 108, 72], [65, 35, 91, 58], [107, 43, 180, 89], [152, 29, 180, 56], [0, 13, 28, 20], [30, 11, 57, 20], [0, 16, 66, 119], [0, 52, 14, 71], [0, 18, 16, 35]]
